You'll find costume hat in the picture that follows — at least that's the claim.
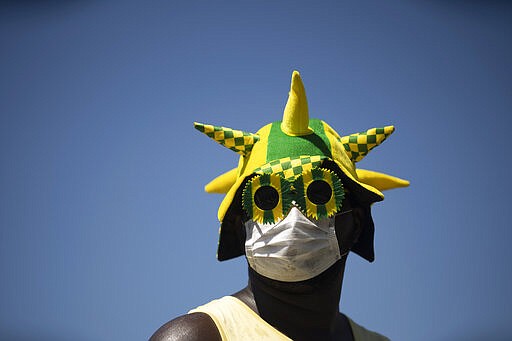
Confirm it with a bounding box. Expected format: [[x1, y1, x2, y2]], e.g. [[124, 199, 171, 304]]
[[195, 71, 408, 261]]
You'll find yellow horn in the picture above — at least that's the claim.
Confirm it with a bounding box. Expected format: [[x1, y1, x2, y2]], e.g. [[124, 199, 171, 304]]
[[356, 169, 409, 191], [281, 71, 313, 136], [205, 168, 238, 194]]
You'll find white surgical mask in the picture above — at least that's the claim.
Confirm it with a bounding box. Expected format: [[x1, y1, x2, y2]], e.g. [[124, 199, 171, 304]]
[[244, 206, 342, 282]]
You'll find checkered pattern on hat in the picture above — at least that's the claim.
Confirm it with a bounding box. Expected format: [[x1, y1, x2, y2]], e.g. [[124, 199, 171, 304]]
[[253, 155, 324, 180], [340, 126, 394, 162], [194, 122, 260, 156]]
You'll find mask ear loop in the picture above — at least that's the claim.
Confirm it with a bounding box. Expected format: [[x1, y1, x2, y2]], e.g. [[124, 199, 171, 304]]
[[242, 173, 293, 224], [295, 167, 345, 220]]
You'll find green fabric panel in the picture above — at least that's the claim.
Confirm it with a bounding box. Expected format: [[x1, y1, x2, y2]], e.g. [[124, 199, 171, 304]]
[[266, 119, 332, 162], [332, 175, 345, 209], [242, 181, 253, 218], [259, 174, 271, 186], [311, 167, 323, 180], [293, 176, 307, 212], [263, 210, 275, 224], [281, 159, 292, 169], [280, 177, 293, 214], [317, 204, 327, 218]]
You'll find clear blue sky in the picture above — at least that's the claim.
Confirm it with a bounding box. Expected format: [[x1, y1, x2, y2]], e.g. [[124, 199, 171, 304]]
[[1, 1, 511, 340]]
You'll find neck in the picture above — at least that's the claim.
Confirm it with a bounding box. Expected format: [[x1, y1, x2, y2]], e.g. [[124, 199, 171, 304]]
[[237, 257, 349, 340]]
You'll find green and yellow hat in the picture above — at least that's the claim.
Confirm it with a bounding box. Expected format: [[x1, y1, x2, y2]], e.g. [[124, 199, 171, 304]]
[[195, 71, 409, 261]]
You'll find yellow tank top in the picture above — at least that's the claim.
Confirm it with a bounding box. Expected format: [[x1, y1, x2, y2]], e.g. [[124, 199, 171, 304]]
[[189, 296, 390, 341]]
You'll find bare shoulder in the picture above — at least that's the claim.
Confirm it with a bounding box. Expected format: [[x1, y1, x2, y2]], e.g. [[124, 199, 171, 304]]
[[149, 312, 222, 341]]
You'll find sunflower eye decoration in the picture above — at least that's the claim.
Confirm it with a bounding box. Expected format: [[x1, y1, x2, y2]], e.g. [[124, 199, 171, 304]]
[[242, 167, 345, 224], [242, 173, 293, 224], [296, 168, 344, 220]]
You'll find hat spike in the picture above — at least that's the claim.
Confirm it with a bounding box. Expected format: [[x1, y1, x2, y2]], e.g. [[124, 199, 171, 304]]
[[281, 71, 314, 136], [341, 126, 395, 162], [194, 122, 259, 156], [205, 168, 238, 194], [356, 169, 409, 191]]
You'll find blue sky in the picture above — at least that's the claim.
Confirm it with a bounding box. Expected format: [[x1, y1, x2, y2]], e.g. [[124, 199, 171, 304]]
[[1, 1, 511, 340]]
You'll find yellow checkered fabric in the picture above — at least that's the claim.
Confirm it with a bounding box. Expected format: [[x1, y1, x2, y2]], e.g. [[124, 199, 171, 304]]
[[340, 126, 394, 162], [194, 122, 260, 156], [253, 155, 324, 180]]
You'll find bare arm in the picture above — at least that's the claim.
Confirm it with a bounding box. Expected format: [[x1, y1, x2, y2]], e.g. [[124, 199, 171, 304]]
[[149, 312, 222, 341]]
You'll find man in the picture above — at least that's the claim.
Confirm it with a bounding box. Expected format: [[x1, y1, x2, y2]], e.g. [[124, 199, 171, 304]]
[[150, 71, 408, 340]]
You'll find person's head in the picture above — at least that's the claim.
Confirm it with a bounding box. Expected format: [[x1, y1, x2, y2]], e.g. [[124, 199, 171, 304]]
[[194, 71, 408, 281]]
